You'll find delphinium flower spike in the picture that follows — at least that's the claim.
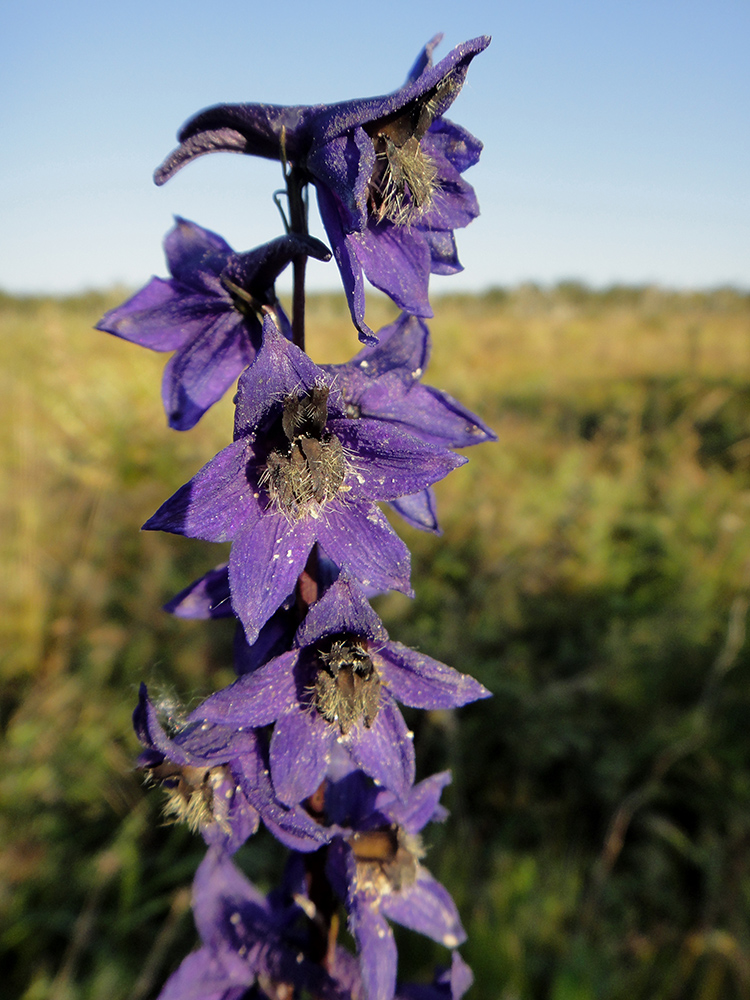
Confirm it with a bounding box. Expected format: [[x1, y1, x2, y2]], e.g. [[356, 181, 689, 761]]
[[103, 28, 493, 1000], [153, 36, 489, 340]]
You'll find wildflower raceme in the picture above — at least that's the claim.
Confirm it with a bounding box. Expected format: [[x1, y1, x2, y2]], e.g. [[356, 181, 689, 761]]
[[102, 31, 492, 1000]]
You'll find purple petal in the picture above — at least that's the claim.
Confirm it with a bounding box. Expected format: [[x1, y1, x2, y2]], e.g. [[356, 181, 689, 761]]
[[404, 34, 444, 85], [234, 738, 332, 851], [315, 183, 374, 343], [347, 313, 430, 379], [380, 772, 452, 833], [388, 490, 440, 534], [233, 603, 297, 675], [311, 37, 491, 143], [164, 564, 233, 619], [354, 377, 496, 448], [375, 642, 491, 709], [381, 868, 466, 947], [156, 948, 248, 1000], [162, 311, 255, 430], [164, 217, 232, 290], [423, 229, 462, 276], [333, 418, 466, 501], [229, 513, 314, 644], [350, 222, 432, 318], [448, 952, 474, 999], [233, 317, 334, 438], [270, 704, 333, 807], [418, 176, 479, 235], [346, 689, 415, 800], [198, 650, 298, 727], [349, 896, 398, 1000], [316, 500, 413, 598], [143, 438, 260, 542], [296, 575, 388, 647], [306, 129, 373, 231], [426, 119, 483, 175], [96, 278, 203, 351]]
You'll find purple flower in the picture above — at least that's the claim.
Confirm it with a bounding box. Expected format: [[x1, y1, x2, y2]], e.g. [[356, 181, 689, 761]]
[[144, 317, 465, 643], [323, 312, 496, 532], [193, 577, 490, 807], [97, 217, 330, 429], [153, 36, 489, 341], [134, 685, 330, 853], [325, 771, 465, 1000], [155, 846, 345, 1000]]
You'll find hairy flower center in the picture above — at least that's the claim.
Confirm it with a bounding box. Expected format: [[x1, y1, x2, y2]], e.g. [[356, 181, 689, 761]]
[[369, 136, 438, 226], [262, 386, 347, 519], [148, 761, 232, 833], [366, 70, 461, 226], [348, 826, 423, 894], [314, 637, 381, 735]]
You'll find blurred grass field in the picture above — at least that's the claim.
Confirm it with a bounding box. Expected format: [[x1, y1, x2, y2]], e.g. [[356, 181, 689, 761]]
[[2, 284, 750, 1000]]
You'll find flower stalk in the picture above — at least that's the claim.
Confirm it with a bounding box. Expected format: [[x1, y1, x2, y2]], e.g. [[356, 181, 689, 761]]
[[101, 33, 491, 1000]]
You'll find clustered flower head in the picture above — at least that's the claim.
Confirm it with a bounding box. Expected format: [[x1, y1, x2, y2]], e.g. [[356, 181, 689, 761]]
[[103, 32, 491, 1000]]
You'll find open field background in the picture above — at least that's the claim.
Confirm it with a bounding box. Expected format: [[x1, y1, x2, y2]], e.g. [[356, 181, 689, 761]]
[[2, 286, 750, 1000]]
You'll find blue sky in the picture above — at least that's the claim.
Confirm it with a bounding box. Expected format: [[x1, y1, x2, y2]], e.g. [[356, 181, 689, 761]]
[[2, 0, 748, 294]]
